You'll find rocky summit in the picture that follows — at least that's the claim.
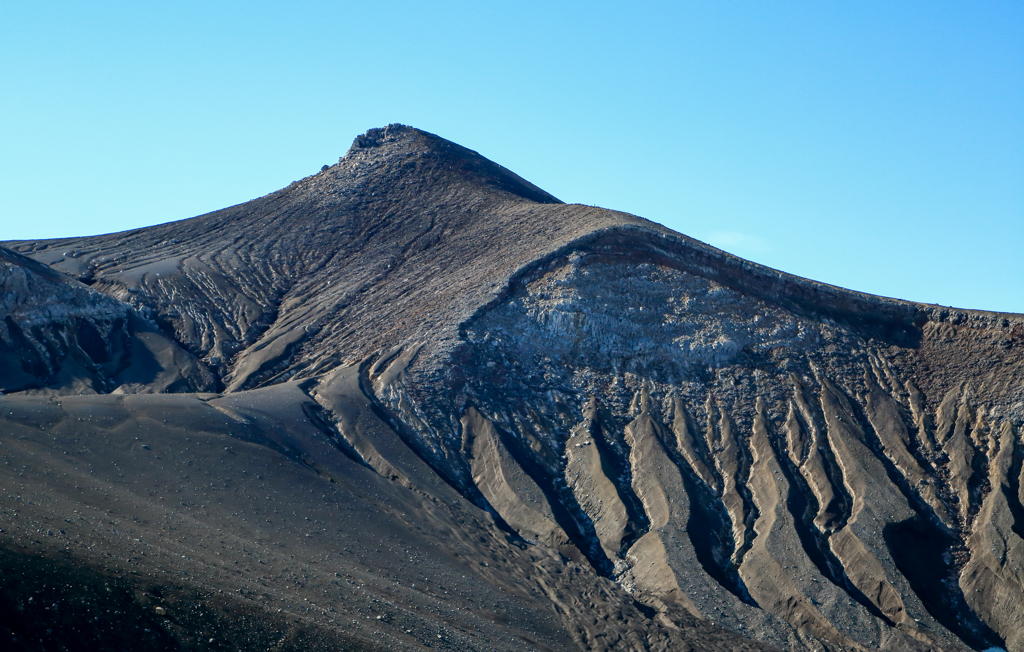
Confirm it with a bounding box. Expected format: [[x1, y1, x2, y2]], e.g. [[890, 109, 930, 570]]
[[2, 124, 1022, 652]]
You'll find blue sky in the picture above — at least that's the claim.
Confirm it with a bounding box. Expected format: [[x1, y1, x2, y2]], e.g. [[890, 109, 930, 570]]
[[2, 2, 1022, 312]]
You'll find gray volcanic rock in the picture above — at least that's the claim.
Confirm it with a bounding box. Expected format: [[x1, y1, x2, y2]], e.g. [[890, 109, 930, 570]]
[[0, 245, 129, 393], [0, 246, 215, 395], [1, 125, 1023, 651]]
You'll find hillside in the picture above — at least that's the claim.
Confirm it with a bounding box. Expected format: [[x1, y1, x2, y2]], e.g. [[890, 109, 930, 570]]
[[2, 125, 1022, 651]]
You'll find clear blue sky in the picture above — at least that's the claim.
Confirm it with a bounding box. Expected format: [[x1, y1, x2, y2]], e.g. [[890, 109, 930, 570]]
[[2, 2, 1022, 313]]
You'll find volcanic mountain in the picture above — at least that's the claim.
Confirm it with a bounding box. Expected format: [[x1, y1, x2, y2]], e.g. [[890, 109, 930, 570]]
[[2, 125, 1022, 651]]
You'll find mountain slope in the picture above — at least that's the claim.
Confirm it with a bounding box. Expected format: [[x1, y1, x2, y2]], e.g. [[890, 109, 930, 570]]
[[2, 125, 1023, 651], [0, 246, 213, 395], [6, 125, 609, 391]]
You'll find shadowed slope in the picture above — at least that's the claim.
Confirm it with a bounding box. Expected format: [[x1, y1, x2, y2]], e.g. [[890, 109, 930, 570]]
[[0, 246, 214, 394]]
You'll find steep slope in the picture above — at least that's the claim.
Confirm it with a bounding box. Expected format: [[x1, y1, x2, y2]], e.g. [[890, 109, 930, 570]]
[[2, 125, 1023, 651], [379, 244, 1021, 651]]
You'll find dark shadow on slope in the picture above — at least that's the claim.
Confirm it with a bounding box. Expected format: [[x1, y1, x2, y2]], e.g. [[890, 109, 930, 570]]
[[3, 316, 48, 378], [0, 544, 388, 652], [1006, 435, 1024, 540], [679, 468, 758, 606], [774, 452, 839, 585], [586, 403, 651, 558], [74, 317, 112, 366], [771, 431, 892, 625], [492, 417, 616, 576], [885, 517, 1002, 650]]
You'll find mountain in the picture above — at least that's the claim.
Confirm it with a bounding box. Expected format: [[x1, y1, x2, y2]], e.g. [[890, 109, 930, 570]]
[[1, 125, 1022, 652]]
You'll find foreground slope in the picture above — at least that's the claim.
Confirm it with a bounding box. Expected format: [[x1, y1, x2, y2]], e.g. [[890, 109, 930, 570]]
[[2, 125, 1023, 651]]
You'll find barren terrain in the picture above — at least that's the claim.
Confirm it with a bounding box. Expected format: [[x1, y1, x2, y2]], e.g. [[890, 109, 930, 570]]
[[2, 125, 1022, 651]]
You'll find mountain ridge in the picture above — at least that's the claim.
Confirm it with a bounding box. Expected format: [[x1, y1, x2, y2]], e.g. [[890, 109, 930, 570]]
[[1, 125, 1023, 652]]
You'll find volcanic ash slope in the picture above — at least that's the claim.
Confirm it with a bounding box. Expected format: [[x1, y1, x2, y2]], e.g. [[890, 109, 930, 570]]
[[2, 124, 1023, 652]]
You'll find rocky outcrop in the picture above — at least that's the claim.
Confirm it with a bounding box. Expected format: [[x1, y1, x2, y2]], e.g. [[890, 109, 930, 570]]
[[0, 246, 131, 393], [0, 246, 215, 395]]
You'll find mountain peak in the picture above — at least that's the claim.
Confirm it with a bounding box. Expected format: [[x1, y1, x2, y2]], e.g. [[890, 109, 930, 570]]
[[336, 124, 562, 205], [346, 123, 417, 152]]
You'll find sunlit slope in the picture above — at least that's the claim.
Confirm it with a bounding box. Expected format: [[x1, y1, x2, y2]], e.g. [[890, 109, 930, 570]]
[[2, 125, 1022, 651]]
